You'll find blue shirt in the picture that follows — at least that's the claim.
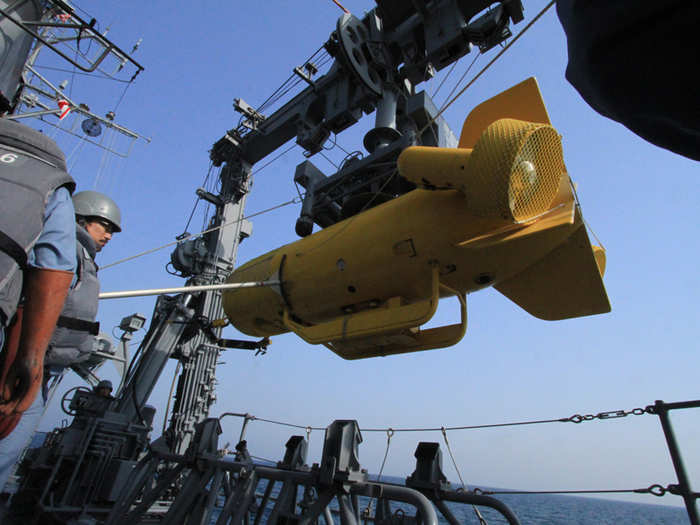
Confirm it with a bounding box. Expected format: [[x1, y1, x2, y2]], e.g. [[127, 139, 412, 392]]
[[0, 187, 76, 349], [27, 187, 77, 273]]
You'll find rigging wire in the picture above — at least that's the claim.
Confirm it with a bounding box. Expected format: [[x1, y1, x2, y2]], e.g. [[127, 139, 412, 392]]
[[219, 403, 653, 436], [100, 197, 301, 270], [182, 162, 215, 235], [431, 58, 459, 98], [417, 0, 556, 138], [106, 146, 130, 197], [362, 429, 394, 518], [318, 151, 339, 169], [66, 135, 88, 172], [93, 127, 118, 189], [162, 361, 182, 435], [569, 179, 606, 251], [259, 78, 302, 111], [32, 65, 132, 82], [252, 143, 297, 175], [112, 80, 133, 112], [52, 33, 135, 83], [329, 132, 351, 155], [136, 138, 297, 273], [69, 2, 95, 20], [293, 181, 305, 201], [69, 45, 78, 98], [64, 129, 87, 164], [255, 44, 327, 114], [213, 405, 682, 503], [330, 0, 350, 14], [439, 50, 480, 111], [255, 47, 331, 116], [247, 416, 324, 432], [211, 405, 676, 500], [441, 427, 488, 525], [476, 484, 694, 499]]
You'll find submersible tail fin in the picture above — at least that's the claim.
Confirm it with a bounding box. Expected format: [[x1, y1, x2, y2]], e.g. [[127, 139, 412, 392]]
[[494, 219, 611, 320]]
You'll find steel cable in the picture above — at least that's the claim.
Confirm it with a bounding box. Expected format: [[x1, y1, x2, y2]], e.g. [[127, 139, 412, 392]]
[[438, 51, 480, 111], [431, 59, 459, 98], [442, 427, 488, 525], [101, 197, 300, 270], [417, 0, 557, 139], [215, 403, 653, 435], [474, 484, 689, 498], [363, 429, 395, 518]]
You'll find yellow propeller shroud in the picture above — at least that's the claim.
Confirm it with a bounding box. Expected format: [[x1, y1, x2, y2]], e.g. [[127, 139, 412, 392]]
[[222, 78, 610, 360]]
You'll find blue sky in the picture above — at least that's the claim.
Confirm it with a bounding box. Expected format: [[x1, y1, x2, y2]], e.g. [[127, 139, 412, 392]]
[[25, 0, 698, 509]]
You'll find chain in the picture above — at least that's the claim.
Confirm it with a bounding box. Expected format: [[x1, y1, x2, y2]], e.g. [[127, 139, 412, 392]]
[[566, 406, 652, 424]]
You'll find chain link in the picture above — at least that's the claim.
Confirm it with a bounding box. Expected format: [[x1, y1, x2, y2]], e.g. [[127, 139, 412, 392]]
[[567, 406, 652, 424], [638, 484, 698, 498]]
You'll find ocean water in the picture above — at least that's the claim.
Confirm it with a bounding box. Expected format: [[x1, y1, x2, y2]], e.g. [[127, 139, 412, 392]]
[[442, 492, 689, 524]]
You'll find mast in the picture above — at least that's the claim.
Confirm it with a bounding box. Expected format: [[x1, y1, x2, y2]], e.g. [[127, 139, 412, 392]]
[[166, 161, 252, 453]]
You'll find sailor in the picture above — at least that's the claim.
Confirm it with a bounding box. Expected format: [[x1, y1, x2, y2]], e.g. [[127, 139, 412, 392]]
[[0, 190, 121, 492], [44, 191, 122, 369], [94, 379, 114, 399], [0, 118, 76, 427]]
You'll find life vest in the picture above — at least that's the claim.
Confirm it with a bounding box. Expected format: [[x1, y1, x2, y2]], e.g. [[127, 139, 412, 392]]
[[0, 118, 75, 327], [44, 226, 101, 366]]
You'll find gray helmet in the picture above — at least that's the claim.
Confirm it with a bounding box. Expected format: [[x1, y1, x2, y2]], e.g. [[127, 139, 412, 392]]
[[73, 191, 122, 232], [97, 379, 113, 390]]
